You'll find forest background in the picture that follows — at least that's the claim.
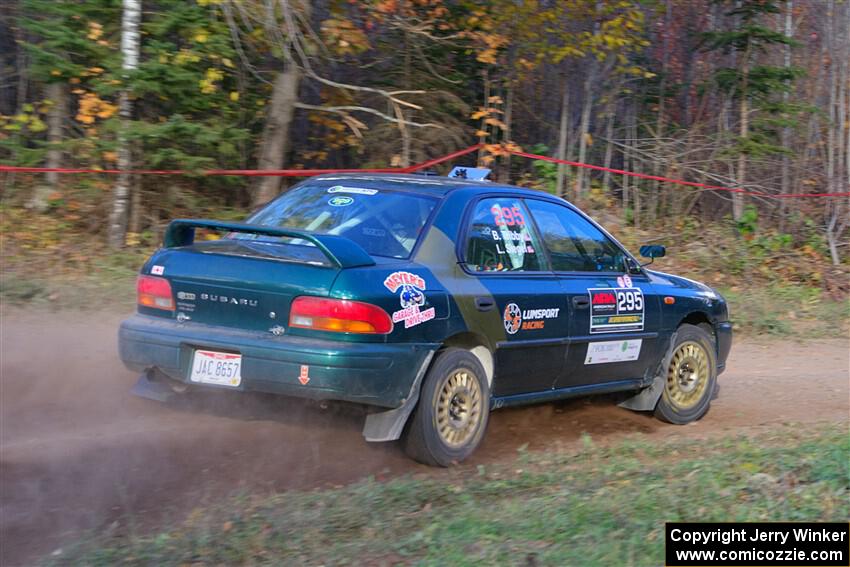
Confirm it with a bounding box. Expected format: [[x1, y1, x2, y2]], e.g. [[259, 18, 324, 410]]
[[1, 0, 848, 333]]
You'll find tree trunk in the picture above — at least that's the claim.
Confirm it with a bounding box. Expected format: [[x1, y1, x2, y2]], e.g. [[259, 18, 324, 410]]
[[477, 68, 490, 167], [28, 82, 65, 212], [499, 80, 514, 183], [399, 29, 412, 168], [129, 173, 142, 235], [733, 42, 751, 222], [778, 0, 793, 230], [630, 103, 640, 230], [45, 82, 64, 188], [252, 64, 302, 207], [107, 0, 141, 249], [650, 0, 672, 223], [734, 95, 747, 222], [555, 76, 570, 197], [575, 70, 594, 201], [622, 103, 632, 221], [602, 106, 615, 192]]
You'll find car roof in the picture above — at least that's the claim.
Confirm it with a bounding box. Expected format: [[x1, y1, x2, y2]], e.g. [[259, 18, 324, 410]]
[[307, 173, 549, 199]]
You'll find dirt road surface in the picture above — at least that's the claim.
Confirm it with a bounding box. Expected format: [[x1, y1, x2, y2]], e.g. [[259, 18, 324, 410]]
[[1, 310, 848, 565]]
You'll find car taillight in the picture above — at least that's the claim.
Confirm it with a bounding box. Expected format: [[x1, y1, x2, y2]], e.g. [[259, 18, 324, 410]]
[[289, 296, 392, 334], [137, 275, 175, 311]]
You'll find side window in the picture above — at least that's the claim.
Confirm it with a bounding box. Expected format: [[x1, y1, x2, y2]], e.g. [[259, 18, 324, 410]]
[[464, 198, 544, 272], [525, 200, 626, 272]]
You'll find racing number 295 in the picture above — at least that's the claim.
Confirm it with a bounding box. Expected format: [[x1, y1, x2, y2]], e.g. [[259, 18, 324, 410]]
[[491, 205, 526, 227], [617, 290, 643, 312]]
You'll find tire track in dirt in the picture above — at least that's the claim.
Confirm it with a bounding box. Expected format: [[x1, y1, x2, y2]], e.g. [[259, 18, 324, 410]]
[[1, 310, 847, 566]]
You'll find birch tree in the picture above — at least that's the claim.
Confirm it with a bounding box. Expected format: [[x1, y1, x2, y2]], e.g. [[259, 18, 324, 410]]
[[107, 0, 140, 249]]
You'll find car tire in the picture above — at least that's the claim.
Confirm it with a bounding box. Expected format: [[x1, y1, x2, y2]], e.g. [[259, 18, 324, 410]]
[[403, 348, 490, 467], [654, 324, 717, 425]]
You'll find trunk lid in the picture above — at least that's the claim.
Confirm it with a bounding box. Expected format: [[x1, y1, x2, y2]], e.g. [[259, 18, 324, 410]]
[[142, 220, 375, 332]]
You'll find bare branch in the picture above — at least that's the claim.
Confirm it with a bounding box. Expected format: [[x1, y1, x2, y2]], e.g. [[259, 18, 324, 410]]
[[293, 102, 442, 128]]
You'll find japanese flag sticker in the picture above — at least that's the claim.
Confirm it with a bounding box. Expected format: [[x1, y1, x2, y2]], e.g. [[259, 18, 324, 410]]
[[151, 265, 165, 275]]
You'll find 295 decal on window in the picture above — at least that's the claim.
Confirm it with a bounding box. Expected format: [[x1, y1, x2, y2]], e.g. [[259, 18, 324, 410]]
[[490, 204, 526, 227], [589, 288, 645, 333]]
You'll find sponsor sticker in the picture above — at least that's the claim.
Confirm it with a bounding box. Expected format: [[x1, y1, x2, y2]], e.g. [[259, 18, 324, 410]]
[[327, 185, 378, 196], [385, 271, 433, 329], [503, 303, 522, 334], [584, 339, 643, 365], [503, 302, 560, 334], [394, 306, 436, 328], [589, 287, 644, 333], [328, 196, 355, 207], [617, 274, 633, 288], [299, 365, 310, 385], [384, 271, 426, 294], [151, 265, 164, 275]]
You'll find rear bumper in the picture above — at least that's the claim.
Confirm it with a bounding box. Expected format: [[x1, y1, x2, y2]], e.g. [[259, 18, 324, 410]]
[[118, 314, 438, 408], [715, 321, 733, 374]]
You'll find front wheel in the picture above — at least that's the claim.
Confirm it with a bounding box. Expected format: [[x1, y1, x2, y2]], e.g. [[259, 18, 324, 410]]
[[403, 348, 490, 466], [654, 324, 717, 424]]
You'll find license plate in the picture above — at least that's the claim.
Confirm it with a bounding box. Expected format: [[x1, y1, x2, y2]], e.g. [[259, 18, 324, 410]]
[[190, 350, 242, 387]]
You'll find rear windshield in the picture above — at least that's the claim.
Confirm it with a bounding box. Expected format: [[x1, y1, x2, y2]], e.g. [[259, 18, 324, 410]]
[[244, 184, 438, 259]]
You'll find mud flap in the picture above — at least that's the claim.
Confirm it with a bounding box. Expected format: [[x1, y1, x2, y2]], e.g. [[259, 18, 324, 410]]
[[362, 351, 435, 442], [131, 370, 178, 403], [618, 332, 677, 412]]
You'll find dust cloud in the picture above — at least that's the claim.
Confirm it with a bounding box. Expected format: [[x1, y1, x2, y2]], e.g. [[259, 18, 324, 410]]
[[1, 309, 848, 565]]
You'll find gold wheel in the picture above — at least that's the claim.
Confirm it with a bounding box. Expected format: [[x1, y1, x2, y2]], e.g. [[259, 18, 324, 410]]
[[665, 341, 710, 410], [435, 369, 482, 448]]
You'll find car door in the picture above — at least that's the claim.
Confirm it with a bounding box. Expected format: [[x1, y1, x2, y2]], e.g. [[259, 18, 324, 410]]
[[523, 198, 663, 388], [460, 196, 569, 396]]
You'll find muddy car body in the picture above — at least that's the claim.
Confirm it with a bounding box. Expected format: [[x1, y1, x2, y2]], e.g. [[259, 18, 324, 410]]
[[119, 173, 732, 465]]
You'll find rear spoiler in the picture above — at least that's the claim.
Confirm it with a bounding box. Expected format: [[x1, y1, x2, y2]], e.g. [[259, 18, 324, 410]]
[[163, 219, 376, 269]]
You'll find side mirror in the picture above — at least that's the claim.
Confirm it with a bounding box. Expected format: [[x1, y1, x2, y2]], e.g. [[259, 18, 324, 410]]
[[624, 256, 642, 274], [639, 245, 666, 259]]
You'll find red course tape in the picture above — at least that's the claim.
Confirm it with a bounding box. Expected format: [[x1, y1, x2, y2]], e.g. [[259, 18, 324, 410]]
[[0, 144, 484, 177], [2, 142, 847, 199], [506, 149, 850, 199]]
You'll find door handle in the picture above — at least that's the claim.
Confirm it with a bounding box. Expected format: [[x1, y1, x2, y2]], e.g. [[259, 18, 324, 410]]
[[474, 297, 495, 312], [572, 296, 590, 309]]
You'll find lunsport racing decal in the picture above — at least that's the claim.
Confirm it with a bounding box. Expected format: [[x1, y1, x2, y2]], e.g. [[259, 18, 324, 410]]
[[384, 271, 435, 329], [503, 302, 560, 334], [589, 287, 644, 333]]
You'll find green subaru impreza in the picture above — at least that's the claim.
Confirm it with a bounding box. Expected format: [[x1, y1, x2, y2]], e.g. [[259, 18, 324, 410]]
[[120, 172, 732, 466]]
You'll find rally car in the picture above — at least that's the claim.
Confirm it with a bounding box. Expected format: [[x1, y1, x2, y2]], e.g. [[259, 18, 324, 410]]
[[119, 172, 732, 466]]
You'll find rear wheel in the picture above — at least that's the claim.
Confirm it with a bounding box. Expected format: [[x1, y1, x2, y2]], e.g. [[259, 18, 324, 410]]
[[403, 348, 490, 466], [654, 324, 717, 424]]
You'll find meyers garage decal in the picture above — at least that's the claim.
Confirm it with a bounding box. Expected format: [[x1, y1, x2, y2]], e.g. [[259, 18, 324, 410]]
[[503, 302, 560, 334], [589, 288, 644, 333], [384, 271, 435, 329]]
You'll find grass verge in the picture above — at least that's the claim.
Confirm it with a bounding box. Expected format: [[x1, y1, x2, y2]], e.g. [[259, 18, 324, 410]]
[[55, 424, 849, 566]]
